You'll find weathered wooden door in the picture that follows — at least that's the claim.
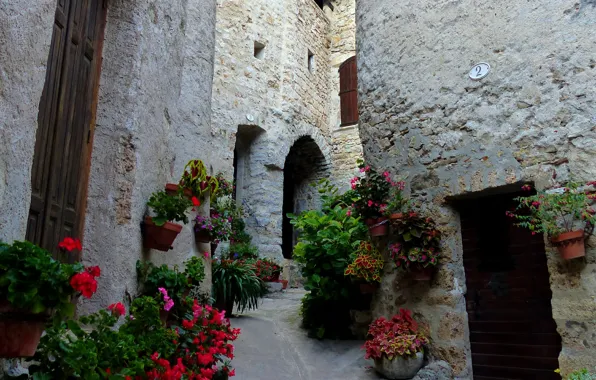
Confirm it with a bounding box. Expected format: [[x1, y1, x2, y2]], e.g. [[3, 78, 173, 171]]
[[459, 193, 562, 380], [27, 0, 107, 258]]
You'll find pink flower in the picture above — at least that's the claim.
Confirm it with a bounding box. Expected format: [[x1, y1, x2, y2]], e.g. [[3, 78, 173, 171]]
[[346, 210, 352, 217], [531, 201, 541, 207], [367, 200, 374, 207], [521, 184, 532, 192], [204, 251, 210, 258], [164, 299, 174, 311]]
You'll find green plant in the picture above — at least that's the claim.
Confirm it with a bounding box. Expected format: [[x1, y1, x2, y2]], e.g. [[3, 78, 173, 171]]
[[136, 261, 189, 302], [344, 241, 384, 283], [364, 309, 428, 360], [289, 181, 368, 338], [385, 181, 410, 216], [349, 160, 395, 219], [212, 173, 234, 202], [180, 159, 219, 198], [212, 259, 265, 313], [564, 368, 595, 380], [251, 258, 282, 282], [223, 242, 259, 260], [508, 182, 596, 237], [0, 239, 99, 320], [147, 191, 192, 226], [390, 211, 441, 270], [195, 213, 233, 243], [184, 256, 206, 285]]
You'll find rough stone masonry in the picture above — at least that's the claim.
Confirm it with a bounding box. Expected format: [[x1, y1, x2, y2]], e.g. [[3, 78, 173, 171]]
[[357, 0, 596, 377]]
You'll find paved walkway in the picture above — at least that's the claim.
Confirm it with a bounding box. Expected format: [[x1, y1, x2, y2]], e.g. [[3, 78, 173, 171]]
[[230, 289, 379, 380]]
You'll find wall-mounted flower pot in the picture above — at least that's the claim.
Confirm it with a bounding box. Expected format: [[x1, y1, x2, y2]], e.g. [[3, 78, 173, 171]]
[[359, 283, 379, 294], [366, 217, 388, 237], [143, 216, 183, 252], [165, 183, 193, 198], [195, 229, 212, 243], [551, 230, 585, 260], [374, 351, 424, 379], [411, 267, 434, 281], [0, 301, 47, 357]]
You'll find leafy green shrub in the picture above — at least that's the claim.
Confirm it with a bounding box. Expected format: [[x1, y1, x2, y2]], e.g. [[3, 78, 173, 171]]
[[566, 369, 595, 380], [212, 259, 265, 313], [223, 242, 259, 260], [136, 261, 189, 302], [147, 191, 192, 226], [184, 256, 206, 285], [289, 180, 368, 338]]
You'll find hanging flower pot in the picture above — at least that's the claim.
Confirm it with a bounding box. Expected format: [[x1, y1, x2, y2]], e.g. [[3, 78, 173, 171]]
[[411, 267, 434, 281], [195, 228, 212, 243], [359, 283, 379, 294], [143, 216, 183, 252], [165, 183, 193, 198], [366, 217, 388, 237], [551, 230, 585, 260], [0, 301, 47, 357]]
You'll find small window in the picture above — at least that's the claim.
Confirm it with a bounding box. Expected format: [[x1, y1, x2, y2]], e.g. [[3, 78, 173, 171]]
[[254, 41, 265, 59], [339, 56, 358, 126], [308, 50, 315, 73]]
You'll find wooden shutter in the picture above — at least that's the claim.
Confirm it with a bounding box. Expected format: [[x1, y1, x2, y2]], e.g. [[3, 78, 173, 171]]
[[339, 56, 358, 127], [28, 0, 107, 259]]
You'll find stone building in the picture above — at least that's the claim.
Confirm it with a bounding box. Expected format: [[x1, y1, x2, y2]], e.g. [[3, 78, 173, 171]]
[[357, 0, 596, 378], [0, 0, 360, 313]]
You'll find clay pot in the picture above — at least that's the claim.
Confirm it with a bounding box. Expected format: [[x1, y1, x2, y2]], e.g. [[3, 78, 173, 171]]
[[411, 267, 434, 281], [359, 283, 379, 294], [366, 217, 389, 237], [374, 352, 424, 379], [551, 230, 585, 260], [195, 229, 212, 243], [165, 183, 193, 198], [143, 216, 183, 252], [389, 213, 404, 220], [0, 301, 47, 357], [281, 280, 289, 290]]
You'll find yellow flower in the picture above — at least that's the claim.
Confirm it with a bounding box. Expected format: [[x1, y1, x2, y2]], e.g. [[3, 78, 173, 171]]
[[554, 369, 561, 374]]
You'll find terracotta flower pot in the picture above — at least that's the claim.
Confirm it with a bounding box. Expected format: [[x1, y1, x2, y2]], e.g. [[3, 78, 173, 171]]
[[195, 229, 212, 243], [143, 216, 183, 252], [551, 230, 585, 260], [281, 280, 289, 290], [359, 283, 379, 294], [374, 351, 424, 379], [389, 213, 404, 220], [165, 183, 193, 198], [411, 267, 434, 281], [367, 217, 389, 237], [0, 301, 47, 357]]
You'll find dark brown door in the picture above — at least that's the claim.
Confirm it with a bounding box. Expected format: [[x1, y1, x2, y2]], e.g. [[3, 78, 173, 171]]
[[339, 56, 358, 127], [27, 0, 107, 259], [459, 193, 562, 380]]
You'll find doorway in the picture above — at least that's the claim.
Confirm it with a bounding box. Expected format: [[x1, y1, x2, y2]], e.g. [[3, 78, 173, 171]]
[[27, 0, 107, 259], [458, 191, 562, 379]]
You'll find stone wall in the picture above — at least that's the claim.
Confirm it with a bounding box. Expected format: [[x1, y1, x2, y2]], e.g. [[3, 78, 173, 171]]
[[0, 1, 55, 242], [357, 0, 596, 377]]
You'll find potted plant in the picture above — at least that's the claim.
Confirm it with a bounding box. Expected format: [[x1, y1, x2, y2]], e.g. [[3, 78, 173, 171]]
[[179, 159, 219, 198], [364, 309, 428, 379], [385, 181, 410, 220], [344, 241, 384, 293], [0, 238, 100, 357], [143, 191, 192, 252], [212, 259, 265, 317], [350, 161, 399, 236], [164, 182, 193, 198], [391, 212, 441, 280], [194, 213, 232, 245], [136, 261, 189, 304], [509, 183, 596, 260], [252, 258, 282, 282]]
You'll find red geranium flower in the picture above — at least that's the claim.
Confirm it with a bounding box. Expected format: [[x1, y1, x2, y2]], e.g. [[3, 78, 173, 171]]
[[58, 237, 82, 252], [86, 266, 101, 278], [70, 272, 98, 298], [191, 196, 201, 207], [107, 302, 125, 317]]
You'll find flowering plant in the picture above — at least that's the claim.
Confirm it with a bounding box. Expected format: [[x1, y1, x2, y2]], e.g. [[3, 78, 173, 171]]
[[195, 213, 233, 243], [364, 309, 428, 360], [391, 211, 441, 270], [180, 159, 219, 198], [385, 181, 410, 216], [350, 161, 404, 220], [212, 173, 234, 202], [137, 261, 189, 303], [147, 191, 192, 226], [508, 182, 596, 237], [252, 258, 282, 282], [0, 238, 99, 320], [344, 241, 384, 283]]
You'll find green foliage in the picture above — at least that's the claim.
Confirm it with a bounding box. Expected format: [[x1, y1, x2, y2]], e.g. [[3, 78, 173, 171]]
[[147, 191, 192, 226], [510, 182, 596, 237], [136, 261, 189, 302], [350, 160, 394, 219], [212, 259, 265, 313], [0, 240, 83, 320], [180, 159, 219, 198], [390, 212, 442, 270], [184, 256, 206, 285], [289, 181, 368, 338], [223, 242, 259, 260], [344, 241, 384, 283], [566, 368, 595, 380], [212, 173, 234, 202]]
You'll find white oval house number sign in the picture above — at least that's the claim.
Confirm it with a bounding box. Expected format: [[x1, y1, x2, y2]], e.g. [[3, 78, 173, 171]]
[[469, 62, 491, 80]]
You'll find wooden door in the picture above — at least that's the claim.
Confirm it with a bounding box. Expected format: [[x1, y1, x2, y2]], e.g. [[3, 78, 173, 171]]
[[27, 0, 107, 259], [459, 193, 562, 380]]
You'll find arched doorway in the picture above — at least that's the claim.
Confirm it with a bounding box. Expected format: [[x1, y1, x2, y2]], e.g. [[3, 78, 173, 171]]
[[282, 136, 329, 259]]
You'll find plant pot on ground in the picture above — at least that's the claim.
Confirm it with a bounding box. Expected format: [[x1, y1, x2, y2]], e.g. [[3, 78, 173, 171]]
[[365, 309, 428, 380], [143, 191, 192, 252], [280, 280, 289, 290]]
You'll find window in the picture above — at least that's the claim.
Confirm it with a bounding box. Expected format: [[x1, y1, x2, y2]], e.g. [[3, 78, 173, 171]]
[[338, 56, 358, 126], [254, 41, 265, 59], [308, 50, 315, 73]]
